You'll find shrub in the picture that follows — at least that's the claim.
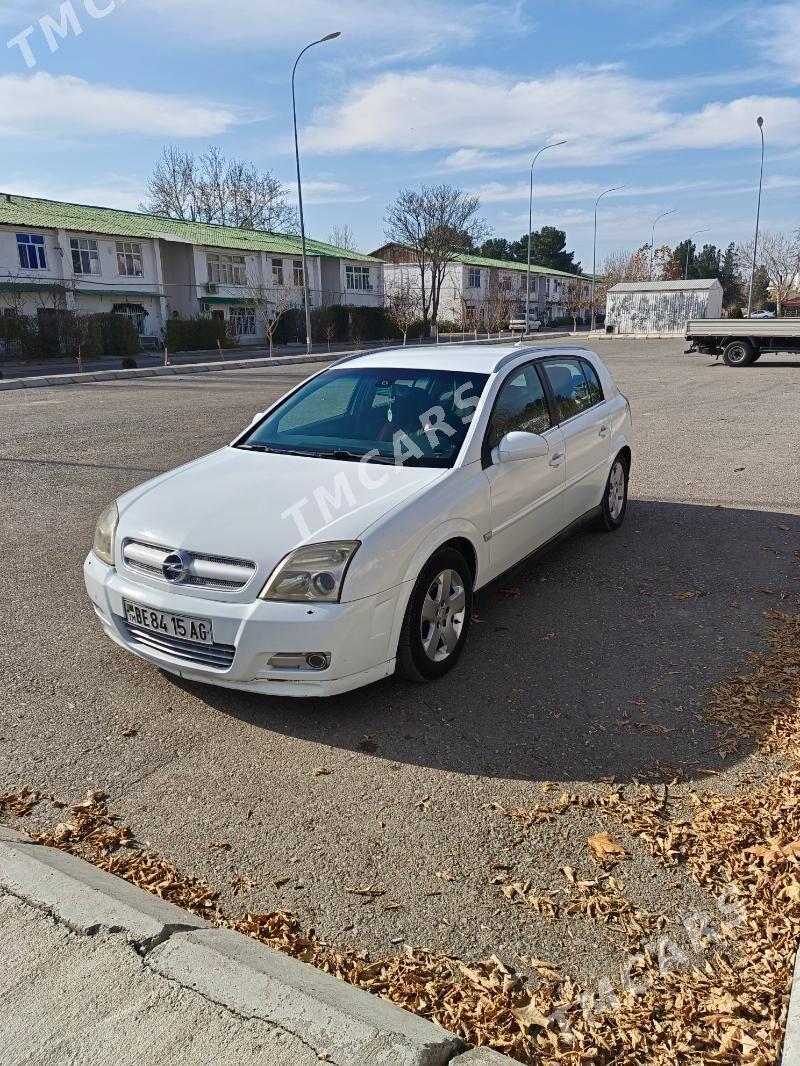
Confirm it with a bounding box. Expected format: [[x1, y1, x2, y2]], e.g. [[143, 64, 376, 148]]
[[273, 307, 306, 345], [727, 305, 744, 318], [121, 356, 138, 369], [349, 305, 391, 342], [166, 317, 233, 353]]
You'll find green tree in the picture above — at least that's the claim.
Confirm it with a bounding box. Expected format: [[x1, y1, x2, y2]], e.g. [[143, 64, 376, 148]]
[[719, 243, 743, 308], [751, 264, 771, 310], [477, 237, 513, 261], [509, 226, 581, 273], [693, 243, 722, 279]]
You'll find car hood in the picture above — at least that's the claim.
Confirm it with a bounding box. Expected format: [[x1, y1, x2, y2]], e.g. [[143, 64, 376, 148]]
[[117, 446, 444, 570]]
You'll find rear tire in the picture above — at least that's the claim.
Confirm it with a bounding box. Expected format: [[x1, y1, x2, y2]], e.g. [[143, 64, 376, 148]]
[[722, 340, 756, 366], [593, 454, 628, 532], [396, 548, 473, 682]]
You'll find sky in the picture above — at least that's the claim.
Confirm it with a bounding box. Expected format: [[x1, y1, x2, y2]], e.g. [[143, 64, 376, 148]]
[[1, 0, 799, 268]]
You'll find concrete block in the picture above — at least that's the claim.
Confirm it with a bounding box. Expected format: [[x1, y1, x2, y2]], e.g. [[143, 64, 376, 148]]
[[148, 927, 464, 1065], [450, 1047, 518, 1064], [0, 380, 22, 390], [0, 840, 208, 946], [0, 825, 39, 844]]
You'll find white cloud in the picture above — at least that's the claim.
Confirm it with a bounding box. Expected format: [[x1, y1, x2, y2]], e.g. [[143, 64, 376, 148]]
[[302, 65, 672, 157], [301, 180, 369, 205], [0, 73, 238, 138], [131, 0, 525, 57], [301, 64, 800, 166], [759, 3, 800, 83], [3, 175, 146, 210]]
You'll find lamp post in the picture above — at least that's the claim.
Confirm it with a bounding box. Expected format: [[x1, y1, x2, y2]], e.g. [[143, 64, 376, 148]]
[[292, 31, 341, 354], [591, 184, 625, 332], [683, 228, 709, 280], [525, 140, 566, 333], [649, 208, 675, 278], [746, 116, 765, 318]]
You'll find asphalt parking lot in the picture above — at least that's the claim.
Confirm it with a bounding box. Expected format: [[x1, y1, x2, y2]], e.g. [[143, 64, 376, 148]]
[[2, 338, 799, 987]]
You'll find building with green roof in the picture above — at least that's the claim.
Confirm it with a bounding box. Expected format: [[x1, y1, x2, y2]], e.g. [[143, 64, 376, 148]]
[[0, 193, 383, 343]]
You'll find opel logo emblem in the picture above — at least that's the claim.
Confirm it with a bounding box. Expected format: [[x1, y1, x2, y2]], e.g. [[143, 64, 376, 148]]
[[162, 549, 192, 584]]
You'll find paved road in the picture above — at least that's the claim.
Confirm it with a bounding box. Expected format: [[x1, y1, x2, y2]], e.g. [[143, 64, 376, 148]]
[[1, 339, 799, 984]]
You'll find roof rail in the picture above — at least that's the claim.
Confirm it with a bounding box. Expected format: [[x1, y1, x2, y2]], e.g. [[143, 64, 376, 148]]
[[492, 343, 592, 373]]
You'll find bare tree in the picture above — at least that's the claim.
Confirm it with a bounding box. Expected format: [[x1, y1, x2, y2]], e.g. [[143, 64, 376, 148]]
[[384, 184, 487, 331], [243, 274, 295, 357], [142, 146, 298, 233], [594, 245, 651, 312], [384, 273, 420, 345], [328, 225, 358, 253], [737, 231, 800, 316], [562, 276, 589, 332], [484, 276, 516, 335]]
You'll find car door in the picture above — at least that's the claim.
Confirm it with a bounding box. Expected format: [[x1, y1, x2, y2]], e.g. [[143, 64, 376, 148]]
[[540, 357, 611, 522], [482, 363, 566, 579]]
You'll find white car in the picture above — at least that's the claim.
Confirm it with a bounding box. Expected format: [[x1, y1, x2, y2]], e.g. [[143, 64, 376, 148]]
[[509, 313, 542, 333], [749, 310, 775, 319], [84, 345, 633, 698]]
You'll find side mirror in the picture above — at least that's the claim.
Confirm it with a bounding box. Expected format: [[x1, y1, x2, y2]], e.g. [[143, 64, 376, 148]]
[[249, 411, 266, 426], [493, 431, 549, 464]]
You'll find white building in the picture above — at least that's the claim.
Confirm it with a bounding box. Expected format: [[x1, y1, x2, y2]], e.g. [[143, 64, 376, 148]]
[[605, 279, 724, 335], [0, 194, 383, 345], [373, 244, 593, 327]]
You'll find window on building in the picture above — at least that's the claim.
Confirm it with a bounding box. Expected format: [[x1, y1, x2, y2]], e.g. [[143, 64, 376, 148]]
[[112, 302, 148, 335], [16, 233, 47, 270], [207, 252, 247, 286], [467, 267, 481, 288], [70, 238, 101, 276], [345, 265, 371, 291], [230, 306, 256, 336], [116, 241, 143, 277], [272, 259, 284, 286], [293, 260, 304, 287]]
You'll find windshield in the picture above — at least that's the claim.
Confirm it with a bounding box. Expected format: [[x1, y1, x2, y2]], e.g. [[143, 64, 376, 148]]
[[238, 367, 489, 468]]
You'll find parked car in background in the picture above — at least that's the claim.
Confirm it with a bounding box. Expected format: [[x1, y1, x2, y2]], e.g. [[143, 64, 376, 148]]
[[509, 313, 542, 333], [749, 310, 775, 319], [84, 344, 633, 698]]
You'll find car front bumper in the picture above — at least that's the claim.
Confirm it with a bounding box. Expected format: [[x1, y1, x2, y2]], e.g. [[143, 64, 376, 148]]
[[83, 553, 404, 697]]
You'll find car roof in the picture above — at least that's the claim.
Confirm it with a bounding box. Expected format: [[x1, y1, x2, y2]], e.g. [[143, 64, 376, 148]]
[[330, 343, 598, 375]]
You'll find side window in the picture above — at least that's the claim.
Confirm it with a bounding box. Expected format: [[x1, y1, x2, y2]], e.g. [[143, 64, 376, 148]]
[[542, 358, 595, 421], [580, 360, 603, 406], [488, 365, 552, 449]]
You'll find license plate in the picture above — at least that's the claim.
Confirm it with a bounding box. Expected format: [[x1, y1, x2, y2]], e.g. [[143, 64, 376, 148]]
[[123, 600, 213, 645]]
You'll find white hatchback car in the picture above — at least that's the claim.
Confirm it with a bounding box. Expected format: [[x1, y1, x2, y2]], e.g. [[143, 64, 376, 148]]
[[84, 345, 632, 698]]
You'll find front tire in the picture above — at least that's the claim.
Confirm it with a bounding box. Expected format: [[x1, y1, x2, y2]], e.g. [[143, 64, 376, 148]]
[[396, 548, 473, 682], [722, 339, 756, 366], [594, 454, 628, 532]]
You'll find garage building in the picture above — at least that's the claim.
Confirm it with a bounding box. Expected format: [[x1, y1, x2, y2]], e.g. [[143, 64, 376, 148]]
[[606, 279, 723, 335]]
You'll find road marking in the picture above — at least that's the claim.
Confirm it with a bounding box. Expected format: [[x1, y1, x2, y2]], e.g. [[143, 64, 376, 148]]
[[0, 399, 66, 407]]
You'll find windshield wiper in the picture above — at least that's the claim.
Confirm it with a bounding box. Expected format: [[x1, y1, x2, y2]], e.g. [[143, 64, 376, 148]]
[[237, 443, 276, 453], [315, 449, 398, 465]]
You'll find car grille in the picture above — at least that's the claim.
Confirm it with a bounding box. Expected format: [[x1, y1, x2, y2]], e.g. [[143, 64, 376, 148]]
[[122, 540, 256, 592], [124, 620, 236, 670]]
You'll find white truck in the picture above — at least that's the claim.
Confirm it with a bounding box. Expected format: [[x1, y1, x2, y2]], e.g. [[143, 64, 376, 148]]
[[685, 318, 800, 366]]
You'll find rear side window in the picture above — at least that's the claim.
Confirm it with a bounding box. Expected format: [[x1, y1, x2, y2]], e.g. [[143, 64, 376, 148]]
[[580, 360, 603, 406], [488, 365, 552, 449], [542, 358, 600, 421]]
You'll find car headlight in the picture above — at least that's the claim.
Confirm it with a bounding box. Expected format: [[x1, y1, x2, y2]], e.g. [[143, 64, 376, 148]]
[[92, 501, 119, 566], [259, 541, 360, 603]]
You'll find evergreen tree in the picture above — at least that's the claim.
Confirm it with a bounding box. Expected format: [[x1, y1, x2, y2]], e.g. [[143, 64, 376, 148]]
[[477, 237, 513, 261], [719, 243, 743, 308], [508, 226, 581, 273]]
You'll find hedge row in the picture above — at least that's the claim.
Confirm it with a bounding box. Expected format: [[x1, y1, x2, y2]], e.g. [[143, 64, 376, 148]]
[[0, 311, 139, 360]]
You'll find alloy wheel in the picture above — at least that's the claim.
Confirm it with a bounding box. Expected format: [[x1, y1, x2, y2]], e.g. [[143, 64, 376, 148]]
[[608, 460, 626, 520], [420, 568, 466, 662]]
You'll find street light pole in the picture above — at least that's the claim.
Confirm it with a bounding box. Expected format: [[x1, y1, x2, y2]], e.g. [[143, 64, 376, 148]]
[[746, 116, 765, 318], [525, 140, 566, 333], [591, 184, 625, 332], [683, 228, 709, 280], [292, 31, 341, 354], [649, 209, 676, 278]]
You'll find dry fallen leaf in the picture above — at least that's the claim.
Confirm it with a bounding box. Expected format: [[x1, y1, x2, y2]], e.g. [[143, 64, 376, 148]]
[[312, 767, 331, 777], [672, 591, 697, 601], [121, 723, 137, 737], [208, 839, 230, 850], [587, 831, 627, 862], [434, 870, 455, 882]]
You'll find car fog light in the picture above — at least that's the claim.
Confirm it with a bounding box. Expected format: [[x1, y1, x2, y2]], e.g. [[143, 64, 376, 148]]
[[267, 652, 331, 671]]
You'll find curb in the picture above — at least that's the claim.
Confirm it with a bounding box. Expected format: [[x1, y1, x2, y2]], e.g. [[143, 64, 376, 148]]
[[0, 826, 514, 1065], [782, 944, 800, 1064], [0, 333, 573, 393]]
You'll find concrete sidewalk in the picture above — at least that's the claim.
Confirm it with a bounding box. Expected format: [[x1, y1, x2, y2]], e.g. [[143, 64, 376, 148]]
[[0, 828, 510, 1066]]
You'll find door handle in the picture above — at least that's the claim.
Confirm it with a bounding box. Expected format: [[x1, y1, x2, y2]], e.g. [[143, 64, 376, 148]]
[[549, 452, 564, 467], [598, 425, 610, 438]]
